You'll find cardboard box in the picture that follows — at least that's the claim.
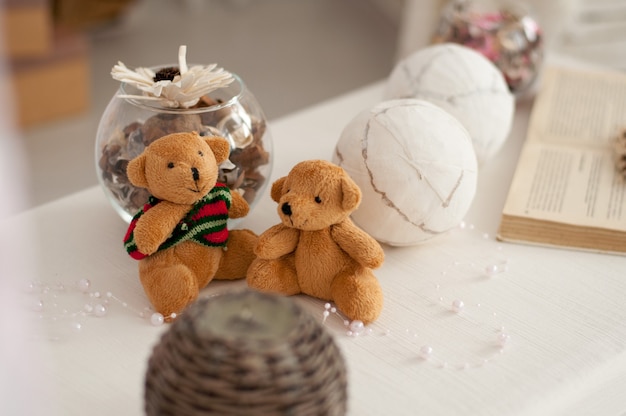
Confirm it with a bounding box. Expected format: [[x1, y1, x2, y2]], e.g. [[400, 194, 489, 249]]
[[1, 0, 53, 59], [10, 29, 90, 127], [52, 0, 135, 30]]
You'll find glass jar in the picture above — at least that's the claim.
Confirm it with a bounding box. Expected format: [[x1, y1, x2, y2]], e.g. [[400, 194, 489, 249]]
[[433, 0, 543, 94], [96, 72, 273, 224]]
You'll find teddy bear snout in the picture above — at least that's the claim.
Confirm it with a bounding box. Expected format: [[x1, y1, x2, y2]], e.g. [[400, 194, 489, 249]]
[[191, 167, 200, 181], [281, 202, 292, 216]]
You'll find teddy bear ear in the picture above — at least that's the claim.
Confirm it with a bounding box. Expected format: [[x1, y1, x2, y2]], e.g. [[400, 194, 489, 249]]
[[204, 136, 231, 164], [270, 177, 287, 203], [341, 175, 362, 211], [127, 154, 149, 188]]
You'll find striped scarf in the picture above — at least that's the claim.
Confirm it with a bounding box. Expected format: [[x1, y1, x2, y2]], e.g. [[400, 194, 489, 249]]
[[124, 183, 232, 260]]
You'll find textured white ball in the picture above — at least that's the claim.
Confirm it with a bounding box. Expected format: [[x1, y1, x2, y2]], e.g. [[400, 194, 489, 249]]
[[385, 43, 514, 164], [332, 99, 478, 246]]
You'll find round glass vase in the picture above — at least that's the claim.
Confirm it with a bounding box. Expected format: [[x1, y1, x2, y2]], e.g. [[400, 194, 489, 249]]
[[433, 0, 543, 94], [96, 73, 273, 224]]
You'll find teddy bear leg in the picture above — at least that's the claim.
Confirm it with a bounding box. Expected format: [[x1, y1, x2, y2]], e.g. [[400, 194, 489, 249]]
[[139, 258, 199, 320], [214, 229, 259, 280], [246, 255, 301, 296], [331, 268, 383, 325]]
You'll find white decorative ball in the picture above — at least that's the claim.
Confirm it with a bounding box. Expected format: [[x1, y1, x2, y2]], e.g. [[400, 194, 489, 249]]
[[385, 43, 514, 164], [332, 99, 477, 246]]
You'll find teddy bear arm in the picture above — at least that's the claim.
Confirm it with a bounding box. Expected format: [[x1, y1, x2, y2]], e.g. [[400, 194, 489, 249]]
[[133, 202, 191, 255], [255, 224, 299, 259], [331, 221, 385, 269], [228, 191, 250, 219]]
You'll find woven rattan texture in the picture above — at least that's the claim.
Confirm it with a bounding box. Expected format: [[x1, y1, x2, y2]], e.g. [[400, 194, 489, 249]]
[[145, 293, 348, 415]]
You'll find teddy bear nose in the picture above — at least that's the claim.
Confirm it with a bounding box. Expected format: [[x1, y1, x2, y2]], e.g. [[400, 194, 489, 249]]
[[191, 167, 199, 181], [281, 202, 292, 216]]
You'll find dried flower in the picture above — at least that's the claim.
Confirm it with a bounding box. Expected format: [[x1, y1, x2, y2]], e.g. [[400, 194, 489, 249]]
[[111, 45, 234, 108]]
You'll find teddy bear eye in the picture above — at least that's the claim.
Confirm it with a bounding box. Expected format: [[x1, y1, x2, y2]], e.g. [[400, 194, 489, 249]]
[[167, 162, 175, 169], [315, 196, 322, 204], [198, 150, 204, 157]]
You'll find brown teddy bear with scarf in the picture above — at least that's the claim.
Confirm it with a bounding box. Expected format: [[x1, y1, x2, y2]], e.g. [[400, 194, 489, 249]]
[[123, 131, 257, 320]]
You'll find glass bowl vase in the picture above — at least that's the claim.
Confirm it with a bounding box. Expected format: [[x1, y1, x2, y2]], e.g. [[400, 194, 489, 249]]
[[96, 72, 273, 224], [433, 0, 543, 94]]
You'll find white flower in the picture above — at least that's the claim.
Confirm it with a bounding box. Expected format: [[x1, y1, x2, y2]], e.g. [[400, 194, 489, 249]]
[[111, 45, 234, 108]]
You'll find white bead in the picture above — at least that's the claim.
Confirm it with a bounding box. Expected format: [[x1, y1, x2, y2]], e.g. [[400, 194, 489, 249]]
[[419, 345, 433, 359], [150, 313, 164, 326], [84, 304, 93, 313], [498, 333, 511, 347], [485, 264, 498, 276], [486, 261, 509, 277], [77, 279, 90, 292], [349, 320, 365, 334], [94, 304, 107, 317], [71, 322, 82, 331], [32, 299, 44, 312], [452, 299, 465, 313], [324, 303, 331, 310]]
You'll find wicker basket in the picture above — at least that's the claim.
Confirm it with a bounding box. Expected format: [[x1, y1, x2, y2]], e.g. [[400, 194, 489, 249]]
[[145, 290, 348, 415]]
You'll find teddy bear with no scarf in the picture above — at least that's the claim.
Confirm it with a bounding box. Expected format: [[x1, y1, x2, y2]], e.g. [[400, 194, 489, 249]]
[[247, 159, 385, 324]]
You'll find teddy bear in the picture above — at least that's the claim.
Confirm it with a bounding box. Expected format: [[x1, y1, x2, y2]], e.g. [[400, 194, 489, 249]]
[[246, 159, 384, 324], [123, 131, 258, 320]]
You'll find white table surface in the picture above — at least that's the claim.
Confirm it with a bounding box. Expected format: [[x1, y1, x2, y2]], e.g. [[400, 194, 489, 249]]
[[3, 80, 626, 416]]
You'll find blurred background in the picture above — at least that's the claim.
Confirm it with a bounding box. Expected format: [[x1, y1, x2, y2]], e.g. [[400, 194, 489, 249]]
[[1, 0, 401, 209], [1, 0, 625, 211]]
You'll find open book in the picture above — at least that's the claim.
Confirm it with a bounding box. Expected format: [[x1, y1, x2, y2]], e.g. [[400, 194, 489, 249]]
[[497, 66, 626, 255]]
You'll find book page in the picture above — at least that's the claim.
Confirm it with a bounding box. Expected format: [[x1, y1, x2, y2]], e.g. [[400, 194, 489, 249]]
[[502, 66, 626, 231], [529, 66, 626, 147]]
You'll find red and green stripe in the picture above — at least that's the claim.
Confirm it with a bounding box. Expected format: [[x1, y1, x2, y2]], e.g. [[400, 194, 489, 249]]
[[124, 183, 232, 260]]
